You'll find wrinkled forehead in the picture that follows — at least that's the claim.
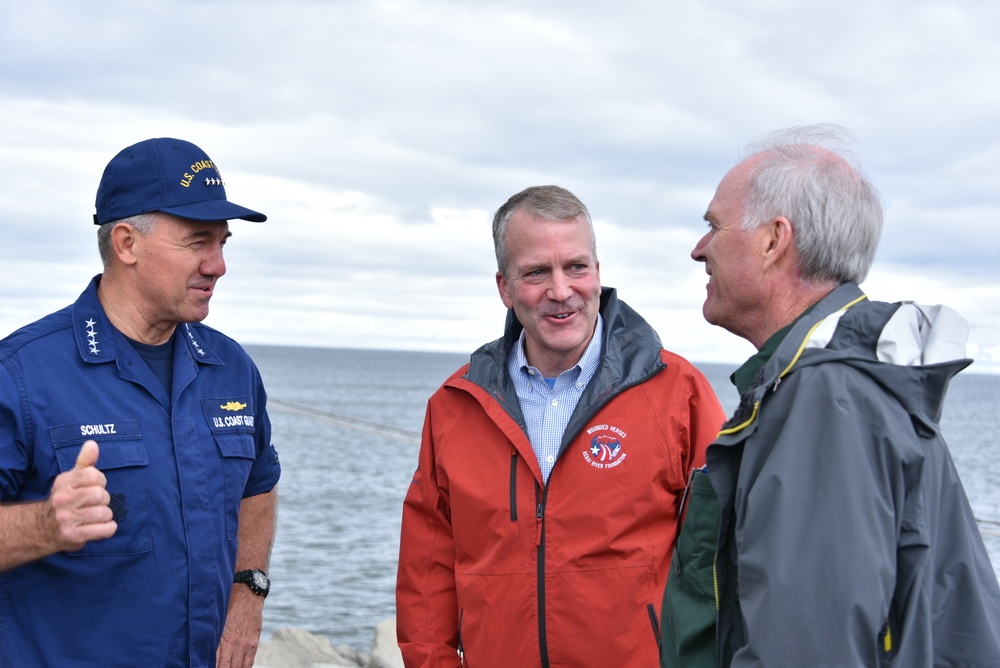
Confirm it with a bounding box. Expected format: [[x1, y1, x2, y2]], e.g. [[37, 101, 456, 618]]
[[726, 154, 766, 192], [707, 158, 758, 219], [156, 213, 232, 238]]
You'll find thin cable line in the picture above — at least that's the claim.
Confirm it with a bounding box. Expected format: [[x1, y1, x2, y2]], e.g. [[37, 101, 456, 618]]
[[268, 398, 420, 443]]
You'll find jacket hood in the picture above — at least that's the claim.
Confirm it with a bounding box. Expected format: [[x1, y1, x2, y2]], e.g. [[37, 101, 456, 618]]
[[753, 282, 971, 435]]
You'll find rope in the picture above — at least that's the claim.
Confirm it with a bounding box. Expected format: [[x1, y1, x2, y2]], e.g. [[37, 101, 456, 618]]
[[978, 518, 1000, 536], [269, 398, 1000, 534], [268, 398, 421, 444]]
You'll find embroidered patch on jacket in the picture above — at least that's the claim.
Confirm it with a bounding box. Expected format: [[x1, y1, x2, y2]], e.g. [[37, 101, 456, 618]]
[[203, 397, 255, 431], [582, 423, 628, 471]]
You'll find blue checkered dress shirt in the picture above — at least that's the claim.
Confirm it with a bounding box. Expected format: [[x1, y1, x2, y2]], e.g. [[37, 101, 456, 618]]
[[507, 315, 604, 483]]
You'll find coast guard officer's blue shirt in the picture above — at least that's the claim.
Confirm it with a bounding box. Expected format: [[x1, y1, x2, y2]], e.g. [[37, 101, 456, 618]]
[[0, 276, 281, 667]]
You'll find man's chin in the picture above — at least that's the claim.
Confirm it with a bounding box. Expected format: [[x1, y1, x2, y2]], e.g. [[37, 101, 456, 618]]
[[181, 304, 212, 324], [702, 303, 725, 328]]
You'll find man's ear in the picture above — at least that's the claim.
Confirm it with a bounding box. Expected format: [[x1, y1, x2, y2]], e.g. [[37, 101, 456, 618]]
[[496, 271, 515, 309], [761, 216, 794, 270], [111, 223, 140, 266]]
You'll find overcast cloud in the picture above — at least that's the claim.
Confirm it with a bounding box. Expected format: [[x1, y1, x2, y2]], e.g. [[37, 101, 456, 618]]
[[2, 0, 998, 372]]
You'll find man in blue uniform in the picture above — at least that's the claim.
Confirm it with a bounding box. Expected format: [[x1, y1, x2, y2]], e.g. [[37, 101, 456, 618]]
[[0, 138, 281, 667]]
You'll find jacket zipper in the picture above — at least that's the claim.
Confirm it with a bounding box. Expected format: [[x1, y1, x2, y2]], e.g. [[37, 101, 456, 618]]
[[879, 618, 892, 652], [713, 552, 720, 609], [647, 603, 662, 652], [536, 481, 551, 668], [458, 608, 465, 667]]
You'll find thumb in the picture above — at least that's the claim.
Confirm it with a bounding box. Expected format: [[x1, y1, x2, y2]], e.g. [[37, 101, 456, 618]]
[[75, 439, 100, 469]]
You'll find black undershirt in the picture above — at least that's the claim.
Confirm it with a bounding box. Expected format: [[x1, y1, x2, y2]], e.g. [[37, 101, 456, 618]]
[[126, 334, 175, 397]]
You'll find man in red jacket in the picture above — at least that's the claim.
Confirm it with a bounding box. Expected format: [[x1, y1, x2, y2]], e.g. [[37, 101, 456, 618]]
[[396, 185, 725, 667]]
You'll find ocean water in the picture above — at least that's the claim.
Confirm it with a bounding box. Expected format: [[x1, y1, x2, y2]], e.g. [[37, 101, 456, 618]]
[[246, 345, 1000, 651]]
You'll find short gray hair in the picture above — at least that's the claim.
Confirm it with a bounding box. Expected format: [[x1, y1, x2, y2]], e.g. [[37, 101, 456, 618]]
[[740, 124, 883, 285], [96, 213, 157, 266], [492, 185, 596, 278]]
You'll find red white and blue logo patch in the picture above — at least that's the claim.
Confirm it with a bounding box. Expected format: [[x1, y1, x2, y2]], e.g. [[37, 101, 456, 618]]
[[582, 423, 628, 471]]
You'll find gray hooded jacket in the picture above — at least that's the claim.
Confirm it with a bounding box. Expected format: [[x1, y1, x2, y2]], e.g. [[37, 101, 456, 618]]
[[709, 282, 1000, 667]]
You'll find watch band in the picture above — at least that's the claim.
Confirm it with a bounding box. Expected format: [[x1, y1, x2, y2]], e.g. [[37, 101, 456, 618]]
[[233, 568, 270, 597]]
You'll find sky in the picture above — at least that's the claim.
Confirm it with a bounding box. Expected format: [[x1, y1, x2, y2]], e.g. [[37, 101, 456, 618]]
[[1, 0, 998, 373]]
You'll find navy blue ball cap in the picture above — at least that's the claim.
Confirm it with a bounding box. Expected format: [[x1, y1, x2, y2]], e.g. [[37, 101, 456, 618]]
[[93, 138, 267, 225]]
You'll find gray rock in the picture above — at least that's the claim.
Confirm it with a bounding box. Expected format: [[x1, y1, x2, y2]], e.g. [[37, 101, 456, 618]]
[[366, 617, 404, 668], [253, 626, 363, 668]]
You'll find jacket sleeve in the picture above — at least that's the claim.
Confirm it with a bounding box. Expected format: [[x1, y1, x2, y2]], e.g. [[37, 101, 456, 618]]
[[730, 365, 903, 667], [685, 366, 727, 473], [244, 364, 281, 497], [0, 363, 29, 499], [395, 396, 463, 668], [660, 351, 727, 477]]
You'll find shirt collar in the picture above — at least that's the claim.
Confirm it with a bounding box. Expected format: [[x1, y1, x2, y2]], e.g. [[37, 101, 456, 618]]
[[511, 314, 604, 384], [72, 274, 222, 366]]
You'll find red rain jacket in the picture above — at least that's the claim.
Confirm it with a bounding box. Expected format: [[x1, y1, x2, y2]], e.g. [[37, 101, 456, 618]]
[[396, 290, 725, 667]]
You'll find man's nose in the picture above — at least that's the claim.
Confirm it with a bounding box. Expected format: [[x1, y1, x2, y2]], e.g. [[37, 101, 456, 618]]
[[547, 269, 573, 302], [691, 231, 710, 262], [203, 245, 227, 278]]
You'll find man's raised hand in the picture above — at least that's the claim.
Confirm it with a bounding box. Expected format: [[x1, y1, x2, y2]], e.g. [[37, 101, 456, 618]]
[[46, 440, 118, 551]]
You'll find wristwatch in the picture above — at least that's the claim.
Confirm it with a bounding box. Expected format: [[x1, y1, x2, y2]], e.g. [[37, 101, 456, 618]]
[[234, 569, 270, 597]]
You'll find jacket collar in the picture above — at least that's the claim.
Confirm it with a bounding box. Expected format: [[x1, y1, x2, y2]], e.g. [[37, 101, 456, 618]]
[[721, 281, 971, 437], [719, 283, 868, 436], [463, 287, 665, 437], [759, 282, 868, 389]]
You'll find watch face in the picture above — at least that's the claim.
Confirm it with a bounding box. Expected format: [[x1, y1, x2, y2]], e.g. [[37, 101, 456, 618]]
[[252, 571, 269, 590]]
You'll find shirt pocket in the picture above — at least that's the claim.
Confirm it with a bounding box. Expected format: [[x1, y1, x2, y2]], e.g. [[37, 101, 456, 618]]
[[214, 432, 257, 540], [50, 420, 152, 556], [202, 397, 257, 540]]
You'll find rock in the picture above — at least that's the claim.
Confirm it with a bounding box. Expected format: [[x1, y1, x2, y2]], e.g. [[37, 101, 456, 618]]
[[366, 618, 404, 668], [253, 618, 403, 668], [253, 627, 363, 668]]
